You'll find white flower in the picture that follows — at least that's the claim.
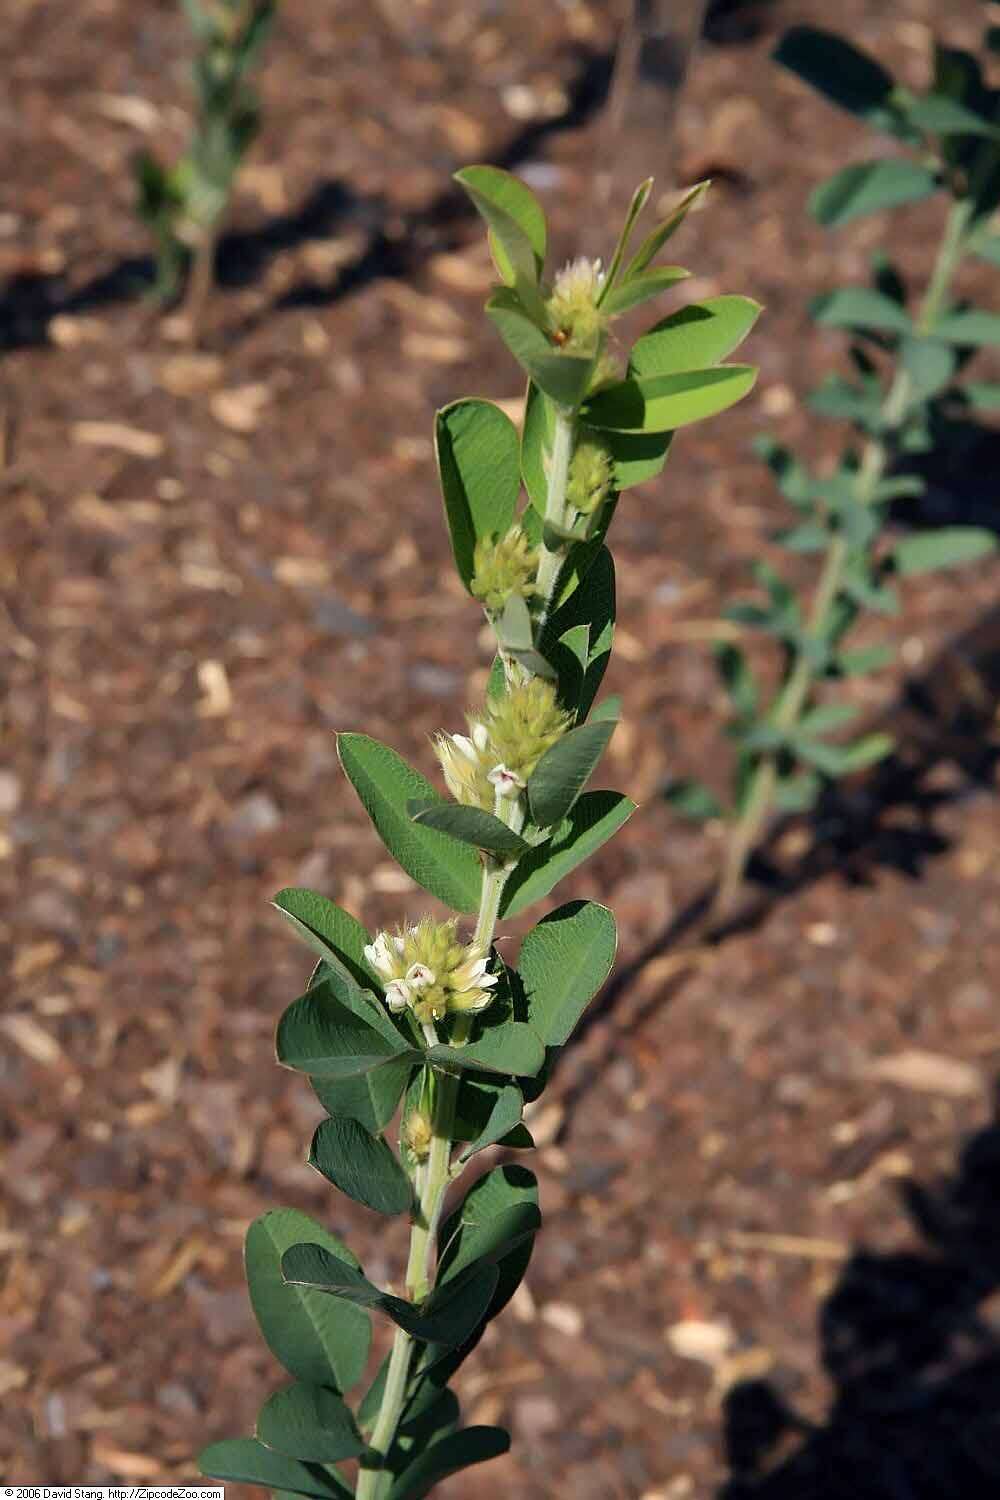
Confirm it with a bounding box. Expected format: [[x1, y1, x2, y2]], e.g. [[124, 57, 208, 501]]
[[384, 980, 411, 1013], [488, 763, 526, 798], [364, 932, 398, 980], [450, 955, 496, 991], [405, 962, 435, 990]]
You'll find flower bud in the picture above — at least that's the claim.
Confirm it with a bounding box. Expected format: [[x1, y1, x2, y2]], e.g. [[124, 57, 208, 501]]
[[470, 525, 539, 612], [434, 677, 572, 814], [402, 1109, 433, 1162], [566, 437, 615, 516], [546, 257, 607, 353], [365, 917, 500, 1022]]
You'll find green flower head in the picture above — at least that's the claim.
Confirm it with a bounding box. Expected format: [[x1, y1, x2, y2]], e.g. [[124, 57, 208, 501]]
[[546, 256, 608, 353], [470, 524, 539, 612], [364, 919, 499, 1025], [434, 677, 573, 811], [567, 436, 615, 516]]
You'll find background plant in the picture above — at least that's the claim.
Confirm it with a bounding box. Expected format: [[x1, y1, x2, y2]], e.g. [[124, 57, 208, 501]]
[[134, 0, 275, 323], [666, 17, 1000, 921], [196, 166, 758, 1498]]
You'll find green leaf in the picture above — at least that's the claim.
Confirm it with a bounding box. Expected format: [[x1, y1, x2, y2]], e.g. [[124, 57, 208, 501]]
[[892, 527, 996, 575], [663, 779, 724, 820], [904, 92, 1000, 137], [774, 26, 897, 126], [715, 642, 757, 718], [282, 1243, 499, 1348], [527, 720, 615, 829], [500, 790, 636, 917], [965, 381, 1000, 409], [598, 176, 652, 301], [899, 336, 956, 404], [520, 380, 552, 513], [932, 309, 1000, 345], [406, 800, 529, 859], [811, 287, 912, 334], [796, 731, 894, 776], [257, 1385, 367, 1464], [600, 265, 690, 317], [428, 1021, 546, 1079], [438, 1165, 540, 1286], [518, 900, 617, 1047], [454, 165, 546, 287], [277, 977, 415, 1080], [310, 1052, 413, 1137], [794, 703, 860, 738], [542, 545, 616, 719], [199, 1439, 345, 1498], [486, 290, 596, 407], [435, 400, 520, 589], [629, 297, 763, 376], [456, 1083, 525, 1162], [387, 1427, 511, 1500], [452, 1076, 531, 1149], [837, 644, 894, 676], [582, 366, 758, 433], [622, 180, 709, 280], [810, 160, 938, 226], [971, 232, 1000, 268], [773, 771, 821, 813], [309, 1116, 414, 1216], [807, 376, 882, 427], [245, 1209, 370, 1392], [272, 888, 376, 991], [596, 427, 673, 490], [338, 734, 481, 914]]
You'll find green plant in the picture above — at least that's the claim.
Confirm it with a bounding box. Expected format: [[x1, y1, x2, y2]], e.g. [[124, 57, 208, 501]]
[[197, 166, 758, 1498], [134, 0, 275, 322], [666, 19, 1000, 921]]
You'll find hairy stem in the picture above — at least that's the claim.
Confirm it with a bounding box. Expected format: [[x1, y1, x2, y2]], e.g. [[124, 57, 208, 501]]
[[712, 196, 973, 922], [534, 406, 576, 628], [356, 855, 510, 1499]]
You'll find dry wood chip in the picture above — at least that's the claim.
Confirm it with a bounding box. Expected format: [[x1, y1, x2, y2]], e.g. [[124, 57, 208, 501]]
[[1, 1014, 65, 1066], [90, 93, 161, 131], [89, 1442, 164, 1478], [160, 353, 223, 396], [868, 1048, 982, 1098], [71, 422, 164, 458], [148, 1236, 207, 1300], [210, 384, 271, 433], [401, 332, 470, 365], [541, 1301, 583, 1337], [665, 1318, 733, 1365], [724, 1230, 848, 1261], [274, 556, 332, 588], [49, 315, 108, 347], [196, 660, 232, 718]]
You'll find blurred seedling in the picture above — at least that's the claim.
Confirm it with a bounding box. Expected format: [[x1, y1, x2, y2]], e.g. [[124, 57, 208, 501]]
[[666, 18, 1000, 922], [134, 0, 275, 331], [197, 166, 758, 1498]]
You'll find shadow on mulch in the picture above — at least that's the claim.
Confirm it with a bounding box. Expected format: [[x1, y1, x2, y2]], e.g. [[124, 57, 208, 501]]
[[719, 1088, 1000, 1499], [0, 0, 789, 354], [0, 43, 617, 354], [553, 589, 1000, 1126]]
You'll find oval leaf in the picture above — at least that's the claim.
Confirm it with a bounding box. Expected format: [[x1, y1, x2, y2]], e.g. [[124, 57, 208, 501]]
[[811, 287, 912, 334], [519, 899, 617, 1046], [245, 1208, 371, 1391], [428, 1021, 545, 1079], [311, 1053, 414, 1136], [810, 160, 938, 226], [272, 888, 376, 991], [407, 799, 529, 858], [309, 1116, 413, 1216], [893, 527, 996, 575], [500, 790, 636, 917], [485, 290, 596, 408], [338, 734, 482, 914], [582, 366, 757, 434], [199, 1438, 345, 1498], [387, 1427, 511, 1500], [257, 1385, 366, 1464], [277, 978, 415, 1080], [629, 296, 762, 377], [527, 720, 615, 829], [435, 400, 520, 589]]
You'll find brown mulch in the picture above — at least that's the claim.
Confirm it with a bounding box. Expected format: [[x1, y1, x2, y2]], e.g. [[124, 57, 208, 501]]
[[3, 1, 1000, 1497]]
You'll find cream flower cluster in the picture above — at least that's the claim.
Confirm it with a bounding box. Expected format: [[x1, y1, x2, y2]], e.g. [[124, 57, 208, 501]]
[[434, 677, 572, 814], [363, 917, 498, 1025]]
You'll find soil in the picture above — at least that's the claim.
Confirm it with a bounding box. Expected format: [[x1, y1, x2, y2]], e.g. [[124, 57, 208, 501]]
[[3, 0, 1000, 1497]]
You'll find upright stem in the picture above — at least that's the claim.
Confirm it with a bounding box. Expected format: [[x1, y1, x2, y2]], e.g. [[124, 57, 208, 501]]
[[534, 406, 576, 628], [356, 857, 510, 1500], [182, 223, 219, 338], [712, 196, 973, 922]]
